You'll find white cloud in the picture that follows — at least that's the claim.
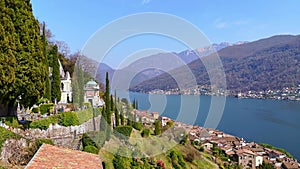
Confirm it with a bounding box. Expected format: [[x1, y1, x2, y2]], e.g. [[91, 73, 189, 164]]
[[142, 0, 151, 5], [214, 18, 251, 29], [214, 18, 228, 29], [234, 19, 251, 25]]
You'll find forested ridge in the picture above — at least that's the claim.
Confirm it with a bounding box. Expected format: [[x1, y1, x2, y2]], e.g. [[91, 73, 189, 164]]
[[131, 35, 300, 92]]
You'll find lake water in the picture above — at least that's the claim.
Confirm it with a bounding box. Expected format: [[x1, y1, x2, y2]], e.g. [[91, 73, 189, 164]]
[[118, 91, 300, 160]]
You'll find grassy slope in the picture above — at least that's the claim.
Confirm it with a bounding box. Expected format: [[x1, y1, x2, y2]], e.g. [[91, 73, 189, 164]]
[[99, 128, 218, 169]]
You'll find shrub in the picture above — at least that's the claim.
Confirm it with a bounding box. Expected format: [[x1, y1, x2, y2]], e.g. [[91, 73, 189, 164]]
[[83, 102, 92, 109], [81, 133, 99, 148], [37, 98, 50, 104], [32, 107, 39, 113], [75, 108, 102, 124], [83, 145, 99, 154], [40, 103, 53, 115], [141, 128, 150, 138], [185, 152, 195, 162], [132, 122, 142, 131], [30, 118, 51, 130], [198, 146, 204, 152], [114, 126, 133, 140], [0, 117, 21, 128], [179, 135, 188, 145], [168, 150, 186, 169], [59, 112, 80, 126], [34, 138, 54, 147], [29, 108, 102, 130], [0, 127, 21, 151]]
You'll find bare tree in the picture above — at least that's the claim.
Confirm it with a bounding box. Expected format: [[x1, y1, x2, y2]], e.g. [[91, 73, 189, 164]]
[[55, 40, 71, 57]]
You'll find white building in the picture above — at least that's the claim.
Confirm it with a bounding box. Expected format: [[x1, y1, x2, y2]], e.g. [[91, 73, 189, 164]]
[[84, 80, 104, 107], [58, 59, 72, 104]]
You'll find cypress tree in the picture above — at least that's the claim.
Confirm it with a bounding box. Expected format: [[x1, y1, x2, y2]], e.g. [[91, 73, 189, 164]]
[[42, 22, 51, 101], [0, 0, 47, 116], [154, 120, 161, 135], [105, 72, 111, 141], [132, 99, 136, 109], [115, 106, 119, 127], [100, 106, 107, 132], [110, 95, 114, 111], [78, 65, 84, 107], [136, 100, 138, 110], [105, 72, 110, 123], [120, 110, 125, 126], [114, 90, 119, 126], [51, 45, 61, 103]]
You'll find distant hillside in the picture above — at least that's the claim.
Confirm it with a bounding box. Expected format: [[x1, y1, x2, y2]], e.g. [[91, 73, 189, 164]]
[[130, 35, 300, 92], [96, 42, 242, 88]]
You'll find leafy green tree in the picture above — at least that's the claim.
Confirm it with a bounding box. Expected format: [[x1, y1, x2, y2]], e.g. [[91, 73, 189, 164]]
[[0, 0, 48, 116], [50, 45, 61, 103]]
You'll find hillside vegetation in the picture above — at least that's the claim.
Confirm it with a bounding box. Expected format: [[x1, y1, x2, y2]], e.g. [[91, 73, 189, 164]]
[[131, 35, 300, 92]]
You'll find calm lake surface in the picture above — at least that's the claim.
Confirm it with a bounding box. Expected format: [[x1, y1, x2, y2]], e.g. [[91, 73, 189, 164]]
[[118, 91, 300, 160]]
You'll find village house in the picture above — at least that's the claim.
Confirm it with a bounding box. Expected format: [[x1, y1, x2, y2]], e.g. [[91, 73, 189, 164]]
[[232, 149, 263, 169], [133, 110, 158, 125], [159, 116, 171, 127], [202, 141, 214, 150]]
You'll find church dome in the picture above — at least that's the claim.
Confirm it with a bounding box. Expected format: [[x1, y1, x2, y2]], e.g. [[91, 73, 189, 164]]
[[86, 80, 98, 85]]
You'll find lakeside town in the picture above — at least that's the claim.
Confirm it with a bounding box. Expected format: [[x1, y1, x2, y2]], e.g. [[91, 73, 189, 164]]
[[148, 85, 300, 101], [132, 109, 300, 169]]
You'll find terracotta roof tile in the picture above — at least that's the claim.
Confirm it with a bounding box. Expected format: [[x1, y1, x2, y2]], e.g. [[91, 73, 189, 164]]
[[26, 144, 103, 169]]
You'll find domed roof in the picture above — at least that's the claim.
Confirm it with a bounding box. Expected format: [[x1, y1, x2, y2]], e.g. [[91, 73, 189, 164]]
[[86, 80, 98, 85]]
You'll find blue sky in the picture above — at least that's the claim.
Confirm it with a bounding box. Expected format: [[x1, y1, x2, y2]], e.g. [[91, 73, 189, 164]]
[[31, 0, 300, 67]]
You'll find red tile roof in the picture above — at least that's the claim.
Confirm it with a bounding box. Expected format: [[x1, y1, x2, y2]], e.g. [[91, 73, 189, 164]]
[[26, 144, 103, 169]]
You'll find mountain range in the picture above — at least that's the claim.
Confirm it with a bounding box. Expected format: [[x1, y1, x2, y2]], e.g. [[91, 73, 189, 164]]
[[130, 35, 300, 92], [96, 42, 244, 87]]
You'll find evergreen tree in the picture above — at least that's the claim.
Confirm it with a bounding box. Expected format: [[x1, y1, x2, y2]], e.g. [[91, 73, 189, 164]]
[[72, 79, 79, 106], [115, 106, 120, 127], [0, 0, 47, 116], [50, 45, 61, 103], [72, 55, 85, 108], [132, 99, 136, 109], [114, 90, 119, 126], [110, 94, 114, 111], [120, 110, 125, 126], [154, 120, 162, 135], [100, 106, 107, 132], [135, 100, 138, 110], [105, 72, 111, 141], [42, 22, 51, 101], [78, 64, 84, 107]]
